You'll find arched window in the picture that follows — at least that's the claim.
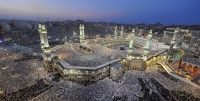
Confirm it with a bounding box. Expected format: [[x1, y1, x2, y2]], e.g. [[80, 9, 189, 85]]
[[180, 63, 186, 69], [193, 66, 198, 73], [186, 64, 192, 71]]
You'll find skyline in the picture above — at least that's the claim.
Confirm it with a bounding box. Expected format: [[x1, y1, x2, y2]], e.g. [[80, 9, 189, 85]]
[[0, 0, 200, 25]]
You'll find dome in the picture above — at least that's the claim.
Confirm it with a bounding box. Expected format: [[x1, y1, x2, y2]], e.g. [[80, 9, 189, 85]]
[[83, 47, 87, 50], [51, 51, 58, 58]]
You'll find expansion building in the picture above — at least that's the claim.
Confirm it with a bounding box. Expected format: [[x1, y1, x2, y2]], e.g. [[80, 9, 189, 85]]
[[180, 35, 200, 55], [162, 27, 181, 45], [176, 34, 200, 80], [124, 29, 155, 71], [179, 55, 200, 79]]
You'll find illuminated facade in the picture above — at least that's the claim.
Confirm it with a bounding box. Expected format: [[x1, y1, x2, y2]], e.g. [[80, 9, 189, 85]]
[[178, 55, 200, 79], [41, 52, 124, 81], [39, 26, 169, 82]]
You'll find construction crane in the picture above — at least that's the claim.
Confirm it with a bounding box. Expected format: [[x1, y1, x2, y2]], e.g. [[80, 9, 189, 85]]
[[36, 14, 41, 23]]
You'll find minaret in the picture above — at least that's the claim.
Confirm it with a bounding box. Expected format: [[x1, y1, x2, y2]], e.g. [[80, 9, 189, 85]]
[[171, 27, 178, 45], [79, 24, 85, 42], [41, 24, 49, 48], [163, 31, 167, 37], [120, 26, 124, 37], [38, 23, 44, 48], [143, 30, 153, 60], [128, 29, 135, 53], [82, 24, 85, 40], [114, 25, 118, 37]]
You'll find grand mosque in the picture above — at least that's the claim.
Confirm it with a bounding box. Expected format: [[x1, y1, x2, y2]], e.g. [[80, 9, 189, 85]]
[[37, 23, 171, 81]]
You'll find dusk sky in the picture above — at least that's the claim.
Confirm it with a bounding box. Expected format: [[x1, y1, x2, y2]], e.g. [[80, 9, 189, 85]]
[[0, 0, 200, 25]]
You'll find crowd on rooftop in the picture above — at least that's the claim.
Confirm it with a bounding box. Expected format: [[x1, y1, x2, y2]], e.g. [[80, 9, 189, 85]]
[[56, 44, 127, 67]]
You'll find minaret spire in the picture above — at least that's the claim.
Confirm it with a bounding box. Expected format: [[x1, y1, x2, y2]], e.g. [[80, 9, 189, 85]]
[[114, 25, 118, 37], [79, 24, 85, 42], [41, 24, 49, 48], [120, 26, 124, 37], [128, 28, 135, 52], [171, 27, 178, 45]]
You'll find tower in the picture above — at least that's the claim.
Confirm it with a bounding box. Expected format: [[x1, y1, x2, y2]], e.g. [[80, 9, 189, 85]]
[[168, 27, 179, 55], [143, 30, 153, 60], [163, 31, 167, 37], [38, 23, 44, 48], [120, 26, 124, 37], [41, 24, 49, 48], [128, 29, 135, 53], [79, 24, 85, 42], [114, 25, 118, 37], [171, 27, 178, 47]]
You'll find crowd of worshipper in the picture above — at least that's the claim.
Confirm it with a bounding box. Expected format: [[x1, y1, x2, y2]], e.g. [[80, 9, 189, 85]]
[[157, 65, 179, 82], [0, 79, 52, 101], [55, 44, 127, 67], [55, 43, 145, 67], [32, 71, 155, 101], [1, 42, 200, 101], [1, 57, 200, 101], [0, 44, 50, 97], [146, 65, 200, 99], [150, 78, 200, 101]]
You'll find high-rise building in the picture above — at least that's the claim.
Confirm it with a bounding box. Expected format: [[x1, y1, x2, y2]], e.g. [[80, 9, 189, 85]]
[[11, 30, 22, 41]]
